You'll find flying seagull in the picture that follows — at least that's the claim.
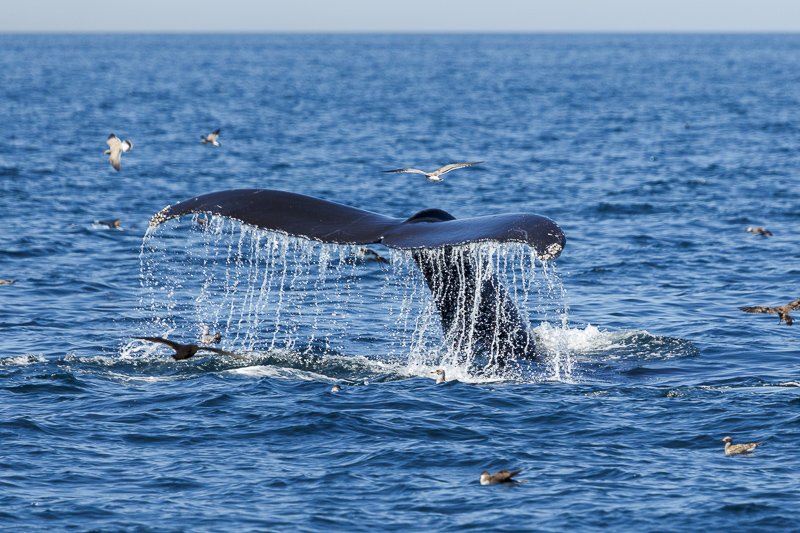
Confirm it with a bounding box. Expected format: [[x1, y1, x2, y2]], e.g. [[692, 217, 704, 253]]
[[201, 128, 221, 147], [739, 298, 800, 326], [722, 436, 761, 456], [746, 226, 773, 237], [136, 336, 235, 361], [479, 470, 526, 485], [105, 133, 133, 171], [355, 247, 389, 265], [382, 162, 483, 182], [432, 368, 446, 384]]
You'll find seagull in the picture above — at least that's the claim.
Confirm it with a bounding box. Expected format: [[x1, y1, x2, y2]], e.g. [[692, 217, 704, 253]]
[[432, 369, 446, 384], [105, 133, 133, 171], [0, 279, 16, 285], [136, 336, 234, 361], [739, 298, 800, 326], [382, 162, 483, 183], [95, 218, 122, 229], [480, 470, 526, 485], [355, 247, 389, 265], [200, 324, 222, 344], [746, 226, 773, 237], [331, 384, 341, 393], [200, 128, 221, 147], [722, 436, 761, 456]]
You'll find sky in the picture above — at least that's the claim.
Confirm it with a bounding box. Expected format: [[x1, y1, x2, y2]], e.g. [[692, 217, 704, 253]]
[[2, 0, 799, 32]]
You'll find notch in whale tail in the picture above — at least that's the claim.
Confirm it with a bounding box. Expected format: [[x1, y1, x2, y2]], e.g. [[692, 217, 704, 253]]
[[149, 189, 566, 362]]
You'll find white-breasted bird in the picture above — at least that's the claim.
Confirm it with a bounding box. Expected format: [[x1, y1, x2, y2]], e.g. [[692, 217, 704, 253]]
[[105, 133, 133, 171], [382, 162, 483, 182], [432, 369, 446, 384], [201, 128, 221, 147], [722, 436, 761, 456]]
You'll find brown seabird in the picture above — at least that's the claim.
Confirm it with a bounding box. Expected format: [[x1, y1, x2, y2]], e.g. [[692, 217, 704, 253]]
[[136, 336, 235, 361], [722, 436, 761, 456], [746, 226, 773, 237], [740, 298, 800, 326], [480, 470, 526, 485], [105, 133, 133, 171], [382, 162, 483, 183], [200, 128, 221, 147], [95, 218, 122, 229]]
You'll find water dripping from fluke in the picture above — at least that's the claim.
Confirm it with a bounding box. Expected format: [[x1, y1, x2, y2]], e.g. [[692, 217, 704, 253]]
[[139, 189, 572, 382]]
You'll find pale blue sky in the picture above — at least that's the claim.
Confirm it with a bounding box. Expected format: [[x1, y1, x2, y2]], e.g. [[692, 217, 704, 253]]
[[3, 0, 799, 32]]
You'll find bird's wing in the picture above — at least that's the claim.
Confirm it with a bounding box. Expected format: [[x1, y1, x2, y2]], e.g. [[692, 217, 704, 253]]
[[739, 306, 777, 315], [121, 140, 132, 152], [382, 168, 428, 175], [494, 470, 521, 482], [199, 346, 244, 358], [137, 336, 183, 352], [435, 161, 483, 175], [786, 299, 800, 310]]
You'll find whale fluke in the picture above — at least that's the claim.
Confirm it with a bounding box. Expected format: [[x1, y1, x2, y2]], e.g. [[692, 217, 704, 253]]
[[149, 189, 565, 259]]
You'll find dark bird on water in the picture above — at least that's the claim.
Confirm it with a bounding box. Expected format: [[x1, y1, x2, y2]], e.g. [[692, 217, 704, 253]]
[[746, 226, 773, 237], [95, 218, 122, 229], [201, 128, 221, 147], [136, 336, 235, 360], [739, 298, 800, 326], [383, 162, 483, 183], [480, 470, 526, 485], [105, 133, 133, 171], [722, 436, 761, 456]]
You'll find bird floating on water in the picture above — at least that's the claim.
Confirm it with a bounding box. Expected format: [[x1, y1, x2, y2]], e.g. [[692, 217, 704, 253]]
[[480, 470, 526, 485], [201, 128, 221, 147], [331, 384, 341, 393], [746, 226, 773, 237], [136, 336, 235, 361], [432, 369, 446, 384], [95, 218, 122, 229], [105, 133, 133, 171], [382, 162, 483, 183], [722, 436, 761, 456], [200, 324, 222, 344], [0, 279, 16, 285], [739, 298, 800, 326]]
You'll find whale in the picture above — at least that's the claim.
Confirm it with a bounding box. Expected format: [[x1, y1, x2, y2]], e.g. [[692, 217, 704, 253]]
[[149, 189, 566, 363]]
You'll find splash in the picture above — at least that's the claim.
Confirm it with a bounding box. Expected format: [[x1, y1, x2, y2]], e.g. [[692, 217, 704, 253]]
[[139, 216, 572, 381]]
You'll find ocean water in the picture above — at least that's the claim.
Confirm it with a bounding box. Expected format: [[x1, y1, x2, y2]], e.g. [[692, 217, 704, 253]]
[[1, 33, 799, 531]]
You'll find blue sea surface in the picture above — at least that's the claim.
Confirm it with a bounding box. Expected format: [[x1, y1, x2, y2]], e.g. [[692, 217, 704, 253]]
[[1, 34, 799, 531]]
